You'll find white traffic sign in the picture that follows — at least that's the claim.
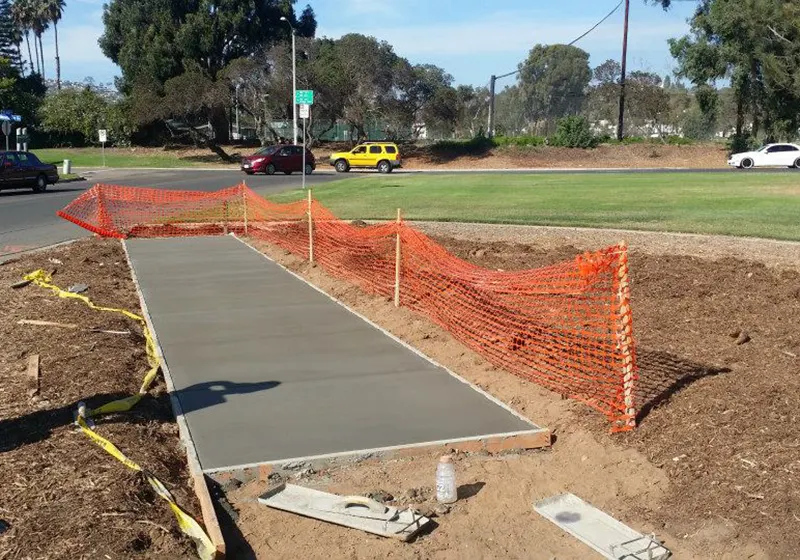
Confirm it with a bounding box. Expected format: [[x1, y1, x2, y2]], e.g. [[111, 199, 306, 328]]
[[1, 121, 11, 136], [98, 129, 108, 143], [299, 104, 310, 119]]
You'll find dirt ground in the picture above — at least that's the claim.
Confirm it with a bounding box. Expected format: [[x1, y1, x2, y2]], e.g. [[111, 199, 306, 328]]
[[121, 142, 730, 170], [0, 239, 198, 559], [232, 230, 799, 560]]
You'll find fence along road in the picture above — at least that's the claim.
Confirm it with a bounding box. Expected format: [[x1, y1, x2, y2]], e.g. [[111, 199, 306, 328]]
[[125, 235, 544, 472]]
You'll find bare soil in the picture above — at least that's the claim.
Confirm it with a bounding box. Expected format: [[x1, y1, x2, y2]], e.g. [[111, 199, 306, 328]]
[[0, 239, 198, 559], [116, 142, 730, 170], [232, 230, 799, 560]]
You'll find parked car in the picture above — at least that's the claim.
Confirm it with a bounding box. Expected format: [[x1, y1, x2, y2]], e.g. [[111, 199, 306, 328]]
[[240, 145, 315, 175], [728, 143, 800, 169], [0, 151, 59, 193], [329, 142, 402, 173]]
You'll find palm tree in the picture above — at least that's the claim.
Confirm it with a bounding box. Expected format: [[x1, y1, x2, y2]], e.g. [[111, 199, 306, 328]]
[[11, 0, 34, 75], [42, 0, 64, 88], [31, 0, 48, 80]]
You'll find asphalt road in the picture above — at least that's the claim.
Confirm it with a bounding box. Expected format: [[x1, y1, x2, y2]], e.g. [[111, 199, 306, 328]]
[[1, 165, 796, 257], [0, 168, 339, 257]]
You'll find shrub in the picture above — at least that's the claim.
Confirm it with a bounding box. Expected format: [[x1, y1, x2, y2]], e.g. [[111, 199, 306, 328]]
[[728, 133, 757, 155], [549, 116, 598, 148], [493, 135, 546, 147]]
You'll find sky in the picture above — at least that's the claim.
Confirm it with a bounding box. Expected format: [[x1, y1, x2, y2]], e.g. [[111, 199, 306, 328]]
[[42, 0, 698, 89]]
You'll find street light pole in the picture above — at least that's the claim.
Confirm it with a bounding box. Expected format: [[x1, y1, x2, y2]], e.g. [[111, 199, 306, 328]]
[[281, 16, 298, 145]]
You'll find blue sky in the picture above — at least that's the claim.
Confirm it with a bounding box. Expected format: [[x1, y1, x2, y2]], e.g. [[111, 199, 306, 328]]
[[44, 0, 697, 88]]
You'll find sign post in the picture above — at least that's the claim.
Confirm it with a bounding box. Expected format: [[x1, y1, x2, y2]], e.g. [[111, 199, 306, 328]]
[[98, 129, 107, 167], [1, 121, 11, 151], [296, 91, 314, 190]]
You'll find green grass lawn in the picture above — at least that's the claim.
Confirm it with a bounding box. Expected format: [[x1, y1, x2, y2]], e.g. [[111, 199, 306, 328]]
[[271, 172, 800, 240], [32, 147, 235, 168]]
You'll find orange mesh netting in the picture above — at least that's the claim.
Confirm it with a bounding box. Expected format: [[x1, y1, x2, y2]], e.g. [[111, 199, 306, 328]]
[[59, 184, 638, 431]]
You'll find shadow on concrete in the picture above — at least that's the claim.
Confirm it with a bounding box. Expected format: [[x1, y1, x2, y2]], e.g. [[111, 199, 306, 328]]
[[175, 380, 281, 415], [636, 348, 730, 423]]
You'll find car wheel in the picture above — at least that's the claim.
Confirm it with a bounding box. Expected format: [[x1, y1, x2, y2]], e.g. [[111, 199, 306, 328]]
[[265, 163, 276, 175], [794, 158, 800, 169], [740, 158, 754, 169], [334, 159, 350, 173], [33, 174, 48, 193], [304, 164, 314, 175], [244, 170, 254, 175], [377, 160, 392, 174]]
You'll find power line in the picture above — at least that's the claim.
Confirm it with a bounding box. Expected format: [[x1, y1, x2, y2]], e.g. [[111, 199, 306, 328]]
[[494, 0, 625, 80]]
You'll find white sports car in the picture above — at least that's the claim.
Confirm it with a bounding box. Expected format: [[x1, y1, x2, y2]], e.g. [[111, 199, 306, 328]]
[[728, 143, 800, 169]]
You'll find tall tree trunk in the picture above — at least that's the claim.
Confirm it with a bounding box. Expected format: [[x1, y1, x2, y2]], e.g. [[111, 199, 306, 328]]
[[38, 33, 45, 80], [33, 33, 40, 75], [53, 23, 61, 89], [24, 32, 33, 76], [735, 92, 744, 137]]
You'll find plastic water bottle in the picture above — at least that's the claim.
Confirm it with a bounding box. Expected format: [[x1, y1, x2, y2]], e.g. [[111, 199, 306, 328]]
[[436, 455, 457, 504]]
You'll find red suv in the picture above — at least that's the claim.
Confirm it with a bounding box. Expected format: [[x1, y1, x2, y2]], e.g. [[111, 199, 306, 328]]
[[241, 145, 315, 175]]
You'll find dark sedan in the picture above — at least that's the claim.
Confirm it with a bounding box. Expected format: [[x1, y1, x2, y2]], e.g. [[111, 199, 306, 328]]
[[241, 145, 315, 175], [0, 151, 59, 193]]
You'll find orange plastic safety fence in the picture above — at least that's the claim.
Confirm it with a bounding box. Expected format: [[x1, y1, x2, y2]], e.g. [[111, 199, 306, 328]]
[[58, 184, 638, 431]]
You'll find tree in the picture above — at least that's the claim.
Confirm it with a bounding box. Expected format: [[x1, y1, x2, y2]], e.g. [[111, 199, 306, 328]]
[[100, 0, 316, 142], [587, 59, 621, 126], [662, 0, 800, 141], [11, 0, 35, 75], [625, 71, 671, 136], [517, 44, 592, 134], [39, 86, 132, 144], [453, 85, 488, 138], [42, 0, 64, 89], [0, 0, 22, 70]]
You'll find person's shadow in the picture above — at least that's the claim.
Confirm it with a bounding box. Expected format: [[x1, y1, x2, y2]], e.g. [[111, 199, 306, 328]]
[[174, 380, 281, 415]]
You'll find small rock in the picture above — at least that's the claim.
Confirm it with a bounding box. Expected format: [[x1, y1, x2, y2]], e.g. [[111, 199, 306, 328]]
[[350, 220, 368, 228], [735, 331, 751, 345], [48, 258, 63, 265], [410, 504, 436, 518], [403, 488, 419, 501], [434, 504, 451, 515], [367, 490, 394, 503], [294, 468, 316, 479], [0, 519, 9, 534], [729, 329, 741, 338], [282, 460, 308, 471], [67, 283, 89, 294], [220, 478, 242, 492]]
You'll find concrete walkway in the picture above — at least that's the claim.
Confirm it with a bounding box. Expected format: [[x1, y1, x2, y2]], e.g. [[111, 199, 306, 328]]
[[125, 236, 542, 473]]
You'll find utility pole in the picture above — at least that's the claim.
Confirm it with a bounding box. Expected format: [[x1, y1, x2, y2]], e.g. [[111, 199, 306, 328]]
[[280, 16, 298, 145], [487, 75, 497, 137], [617, 0, 631, 141]]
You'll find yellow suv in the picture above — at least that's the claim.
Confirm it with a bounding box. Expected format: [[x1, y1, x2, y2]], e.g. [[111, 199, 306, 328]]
[[329, 142, 402, 173]]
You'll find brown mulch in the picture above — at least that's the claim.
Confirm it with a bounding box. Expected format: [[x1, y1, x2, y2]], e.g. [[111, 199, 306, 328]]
[[437, 237, 800, 557], [0, 239, 197, 559]]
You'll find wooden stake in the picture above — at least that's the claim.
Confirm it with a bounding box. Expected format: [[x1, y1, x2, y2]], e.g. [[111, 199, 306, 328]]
[[242, 181, 249, 236], [223, 200, 229, 235], [27, 354, 40, 397], [615, 241, 636, 430], [394, 208, 401, 308], [18, 319, 78, 329], [307, 189, 314, 264]]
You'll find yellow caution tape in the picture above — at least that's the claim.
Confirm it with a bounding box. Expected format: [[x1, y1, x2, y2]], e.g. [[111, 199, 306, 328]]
[[24, 269, 216, 560], [77, 417, 216, 559]]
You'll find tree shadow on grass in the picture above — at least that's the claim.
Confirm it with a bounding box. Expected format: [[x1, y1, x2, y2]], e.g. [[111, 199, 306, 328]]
[[635, 348, 730, 423]]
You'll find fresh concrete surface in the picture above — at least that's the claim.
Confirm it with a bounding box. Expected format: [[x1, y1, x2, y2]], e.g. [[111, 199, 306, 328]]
[[126, 235, 538, 471]]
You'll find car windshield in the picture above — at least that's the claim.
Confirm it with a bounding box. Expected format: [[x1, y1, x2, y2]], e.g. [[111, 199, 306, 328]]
[[254, 146, 280, 156]]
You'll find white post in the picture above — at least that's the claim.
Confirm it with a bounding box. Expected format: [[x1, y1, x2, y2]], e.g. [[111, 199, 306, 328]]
[[291, 30, 297, 145], [102, 142, 106, 168], [302, 117, 307, 190], [394, 208, 401, 308], [307, 189, 314, 264]]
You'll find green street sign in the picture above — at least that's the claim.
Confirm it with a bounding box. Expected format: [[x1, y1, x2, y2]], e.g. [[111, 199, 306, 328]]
[[295, 90, 314, 105]]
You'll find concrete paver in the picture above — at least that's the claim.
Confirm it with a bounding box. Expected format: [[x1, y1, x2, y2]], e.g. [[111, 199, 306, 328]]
[[126, 235, 540, 472]]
